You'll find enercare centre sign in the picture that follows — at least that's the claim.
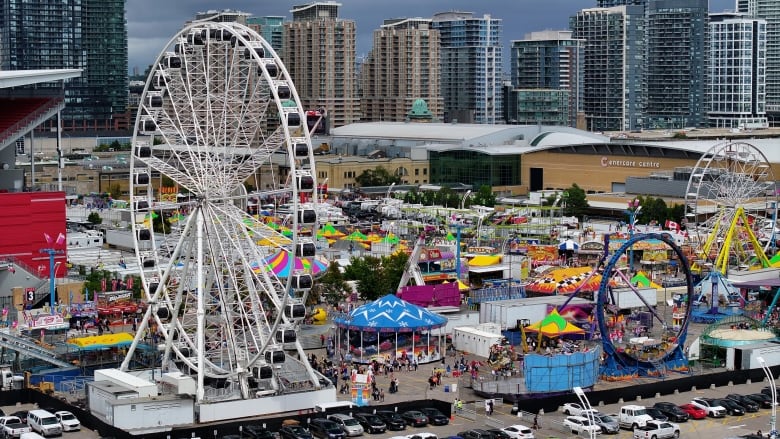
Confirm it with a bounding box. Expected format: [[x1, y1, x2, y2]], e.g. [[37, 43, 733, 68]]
[[600, 156, 661, 168]]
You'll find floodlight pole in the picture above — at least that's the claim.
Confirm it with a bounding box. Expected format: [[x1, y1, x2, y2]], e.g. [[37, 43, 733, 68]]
[[39, 248, 64, 313], [626, 199, 641, 272], [573, 386, 596, 439], [759, 357, 777, 439]]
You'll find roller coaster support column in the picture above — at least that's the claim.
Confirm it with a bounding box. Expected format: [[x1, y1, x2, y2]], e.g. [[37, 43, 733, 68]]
[[626, 199, 641, 272]]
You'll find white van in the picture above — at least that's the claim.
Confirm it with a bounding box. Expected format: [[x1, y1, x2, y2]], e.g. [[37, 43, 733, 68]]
[[20, 433, 46, 439], [26, 410, 62, 437]]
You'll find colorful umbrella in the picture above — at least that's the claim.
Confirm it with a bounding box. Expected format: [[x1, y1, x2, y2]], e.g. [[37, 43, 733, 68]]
[[344, 230, 368, 241], [257, 251, 329, 277]]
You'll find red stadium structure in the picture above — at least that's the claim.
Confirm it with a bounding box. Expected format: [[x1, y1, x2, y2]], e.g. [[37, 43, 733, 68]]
[[0, 192, 67, 278], [0, 70, 81, 281]]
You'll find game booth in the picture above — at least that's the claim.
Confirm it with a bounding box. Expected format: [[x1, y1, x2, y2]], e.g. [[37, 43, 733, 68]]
[[333, 294, 448, 364]]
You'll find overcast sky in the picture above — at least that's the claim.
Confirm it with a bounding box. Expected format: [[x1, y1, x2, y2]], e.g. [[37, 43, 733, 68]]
[[127, 0, 736, 75]]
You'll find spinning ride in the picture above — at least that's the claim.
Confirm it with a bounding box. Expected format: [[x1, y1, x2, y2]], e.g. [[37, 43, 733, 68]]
[[596, 233, 695, 378], [121, 21, 327, 406], [684, 141, 777, 274]]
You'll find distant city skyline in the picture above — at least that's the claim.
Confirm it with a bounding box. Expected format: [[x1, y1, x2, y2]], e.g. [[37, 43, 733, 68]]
[[126, 0, 735, 74]]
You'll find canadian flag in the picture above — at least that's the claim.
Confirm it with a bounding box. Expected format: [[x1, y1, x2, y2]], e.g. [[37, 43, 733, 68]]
[[665, 220, 681, 232]]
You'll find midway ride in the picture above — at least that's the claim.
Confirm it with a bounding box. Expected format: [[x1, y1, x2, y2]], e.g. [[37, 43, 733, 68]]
[[122, 21, 335, 418]]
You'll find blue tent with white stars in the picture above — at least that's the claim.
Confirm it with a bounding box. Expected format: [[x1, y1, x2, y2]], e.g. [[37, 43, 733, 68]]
[[334, 294, 447, 333]]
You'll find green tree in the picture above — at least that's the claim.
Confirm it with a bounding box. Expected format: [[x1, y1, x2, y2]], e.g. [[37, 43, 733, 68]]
[[107, 183, 122, 199], [87, 212, 103, 225], [312, 262, 350, 305], [471, 185, 496, 207], [562, 183, 588, 219], [343, 255, 390, 301], [354, 166, 401, 187], [380, 252, 409, 293], [83, 269, 114, 295]]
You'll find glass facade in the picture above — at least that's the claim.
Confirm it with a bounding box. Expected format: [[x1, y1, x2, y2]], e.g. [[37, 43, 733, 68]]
[[429, 150, 520, 188], [0, 0, 128, 131]]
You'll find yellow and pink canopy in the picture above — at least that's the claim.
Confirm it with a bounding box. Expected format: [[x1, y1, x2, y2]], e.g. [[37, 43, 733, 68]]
[[252, 251, 329, 278]]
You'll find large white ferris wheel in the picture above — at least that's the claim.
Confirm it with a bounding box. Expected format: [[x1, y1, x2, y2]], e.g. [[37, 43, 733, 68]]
[[684, 141, 778, 273], [120, 22, 327, 404]]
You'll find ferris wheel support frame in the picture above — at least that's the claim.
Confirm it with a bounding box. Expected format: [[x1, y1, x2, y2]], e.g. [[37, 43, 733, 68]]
[[709, 206, 771, 274], [123, 20, 326, 405]]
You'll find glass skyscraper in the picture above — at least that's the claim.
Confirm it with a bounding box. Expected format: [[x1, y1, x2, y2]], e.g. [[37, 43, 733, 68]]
[[737, 0, 780, 125], [431, 11, 503, 124], [0, 0, 128, 131]]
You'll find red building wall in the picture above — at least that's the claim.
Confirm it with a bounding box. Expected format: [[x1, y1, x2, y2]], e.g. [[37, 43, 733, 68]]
[[0, 192, 67, 278]]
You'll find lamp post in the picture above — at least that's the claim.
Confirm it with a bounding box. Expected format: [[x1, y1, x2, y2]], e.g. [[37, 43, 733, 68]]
[[626, 199, 642, 272], [460, 190, 472, 210], [573, 386, 597, 439], [759, 357, 777, 439], [39, 248, 64, 313], [386, 182, 396, 200], [548, 194, 562, 244]]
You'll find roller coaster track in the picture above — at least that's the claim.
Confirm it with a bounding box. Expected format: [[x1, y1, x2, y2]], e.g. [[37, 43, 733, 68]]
[[0, 331, 72, 368]]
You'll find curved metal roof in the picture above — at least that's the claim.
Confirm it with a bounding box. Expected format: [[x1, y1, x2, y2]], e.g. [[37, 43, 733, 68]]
[[0, 69, 81, 89]]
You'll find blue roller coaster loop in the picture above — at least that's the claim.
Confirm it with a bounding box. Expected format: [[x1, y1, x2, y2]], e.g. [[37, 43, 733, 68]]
[[596, 232, 695, 378]]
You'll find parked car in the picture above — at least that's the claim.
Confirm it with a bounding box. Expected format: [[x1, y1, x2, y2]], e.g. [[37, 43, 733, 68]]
[[652, 403, 689, 422], [352, 413, 386, 434], [419, 408, 449, 426], [309, 419, 347, 439], [632, 421, 680, 439], [401, 411, 428, 428], [690, 398, 727, 418], [591, 413, 620, 434], [678, 404, 706, 420], [279, 423, 314, 439], [9, 412, 26, 424], [760, 386, 780, 397], [500, 424, 535, 439], [563, 416, 602, 436], [244, 424, 277, 439], [644, 408, 668, 422], [745, 393, 774, 408], [562, 403, 599, 418], [487, 429, 511, 439], [327, 414, 364, 437], [375, 411, 406, 431], [458, 429, 494, 439], [725, 394, 762, 411], [54, 411, 81, 432], [712, 398, 745, 416]]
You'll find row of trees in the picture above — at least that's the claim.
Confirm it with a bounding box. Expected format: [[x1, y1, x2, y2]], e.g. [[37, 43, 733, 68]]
[[310, 252, 409, 305]]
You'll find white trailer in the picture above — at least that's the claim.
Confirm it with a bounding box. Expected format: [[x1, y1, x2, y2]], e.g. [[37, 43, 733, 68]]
[[452, 326, 504, 358], [609, 287, 657, 310], [729, 341, 780, 371], [479, 296, 594, 329]]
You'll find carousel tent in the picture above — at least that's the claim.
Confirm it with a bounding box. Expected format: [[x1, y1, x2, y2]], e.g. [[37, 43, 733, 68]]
[[524, 309, 585, 338], [333, 294, 448, 363], [334, 294, 447, 332]]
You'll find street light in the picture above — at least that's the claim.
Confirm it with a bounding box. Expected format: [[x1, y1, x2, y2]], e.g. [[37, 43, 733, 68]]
[[549, 194, 563, 244], [626, 199, 642, 272], [386, 182, 396, 199], [460, 190, 472, 210], [573, 386, 597, 439], [758, 357, 777, 439]]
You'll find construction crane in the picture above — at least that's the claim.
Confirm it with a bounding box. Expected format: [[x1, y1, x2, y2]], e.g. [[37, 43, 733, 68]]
[[397, 225, 436, 291]]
